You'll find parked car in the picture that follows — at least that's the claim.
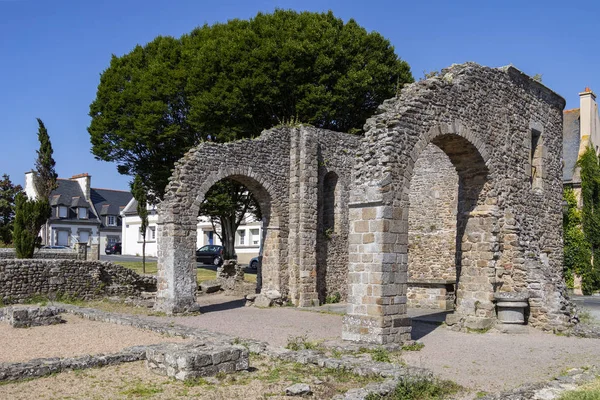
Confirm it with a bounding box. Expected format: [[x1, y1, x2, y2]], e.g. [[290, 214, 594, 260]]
[[249, 256, 259, 270], [196, 245, 225, 266], [105, 242, 122, 255]]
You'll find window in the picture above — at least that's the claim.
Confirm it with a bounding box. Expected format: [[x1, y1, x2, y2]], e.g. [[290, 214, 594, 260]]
[[107, 236, 118, 245], [238, 229, 246, 245], [58, 206, 68, 218], [107, 215, 117, 226], [530, 129, 543, 191], [57, 230, 69, 246], [79, 231, 89, 244], [78, 207, 88, 219], [250, 229, 260, 246], [149, 226, 156, 240]]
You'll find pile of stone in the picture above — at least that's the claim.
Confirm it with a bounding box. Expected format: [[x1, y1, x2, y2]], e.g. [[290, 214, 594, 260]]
[[216, 260, 245, 290], [246, 289, 284, 307]]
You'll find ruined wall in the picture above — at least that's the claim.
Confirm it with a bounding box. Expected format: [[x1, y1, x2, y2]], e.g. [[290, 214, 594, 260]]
[[0, 260, 156, 303], [315, 131, 359, 303], [344, 63, 569, 344]]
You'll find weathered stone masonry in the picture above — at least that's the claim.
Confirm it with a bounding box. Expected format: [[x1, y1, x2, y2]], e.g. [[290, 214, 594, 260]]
[[157, 63, 571, 344]]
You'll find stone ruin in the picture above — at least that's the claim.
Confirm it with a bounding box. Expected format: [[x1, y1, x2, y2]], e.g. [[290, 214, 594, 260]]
[[154, 63, 572, 344]]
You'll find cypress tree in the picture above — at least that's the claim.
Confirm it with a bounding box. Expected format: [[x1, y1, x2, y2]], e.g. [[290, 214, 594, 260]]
[[13, 193, 50, 258], [34, 118, 58, 199]]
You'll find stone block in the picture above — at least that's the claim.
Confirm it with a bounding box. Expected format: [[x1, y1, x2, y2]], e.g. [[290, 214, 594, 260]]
[[146, 342, 249, 380], [199, 280, 221, 293], [5, 306, 64, 328]]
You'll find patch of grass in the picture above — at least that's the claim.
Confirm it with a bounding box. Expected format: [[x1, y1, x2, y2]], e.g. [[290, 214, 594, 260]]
[[359, 347, 391, 363], [119, 381, 163, 397], [116, 261, 257, 283], [402, 342, 425, 352], [23, 294, 49, 306], [476, 391, 488, 398], [466, 327, 491, 334], [558, 377, 600, 400], [365, 376, 461, 400], [285, 335, 320, 351], [578, 309, 599, 325], [183, 377, 212, 387]]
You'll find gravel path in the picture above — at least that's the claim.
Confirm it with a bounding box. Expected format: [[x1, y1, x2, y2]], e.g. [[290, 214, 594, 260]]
[[0, 314, 187, 363], [149, 293, 600, 393]]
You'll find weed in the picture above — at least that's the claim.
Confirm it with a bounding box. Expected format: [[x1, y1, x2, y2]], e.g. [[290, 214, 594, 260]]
[[558, 377, 600, 400], [119, 382, 163, 397], [476, 391, 488, 398], [578, 309, 599, 325], [402, 342, 425, 351], [365, 376, 461, 400], [23, 294, 49, 306], [325, 291, 341, 304], [286, 335, 320, 351]]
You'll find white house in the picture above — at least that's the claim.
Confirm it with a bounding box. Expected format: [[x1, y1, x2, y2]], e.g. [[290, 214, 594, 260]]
[[120, 198, 262, 264], [24, 172, 132, 249]]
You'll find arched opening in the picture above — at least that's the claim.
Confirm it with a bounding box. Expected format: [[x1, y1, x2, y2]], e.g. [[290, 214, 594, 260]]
[[196, 174, 284, 295], [155, 171, 286, 314], [408, 143, 458, 310], [407, 133, 494, 321]]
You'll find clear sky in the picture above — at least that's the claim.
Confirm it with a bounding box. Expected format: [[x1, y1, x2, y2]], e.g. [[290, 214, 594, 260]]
[[1, 0, 597, 191]]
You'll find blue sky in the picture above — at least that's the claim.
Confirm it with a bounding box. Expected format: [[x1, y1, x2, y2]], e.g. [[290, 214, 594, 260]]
[[0, 0, 597, 191]]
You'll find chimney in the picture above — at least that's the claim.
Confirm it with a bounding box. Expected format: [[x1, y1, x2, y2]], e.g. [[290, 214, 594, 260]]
[[24, 170, 38, 200], [579, 88, 599, 154], [71, 173, 91, 201]]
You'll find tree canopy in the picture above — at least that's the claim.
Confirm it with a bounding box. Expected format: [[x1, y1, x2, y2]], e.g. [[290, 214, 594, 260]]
[[88, 10, 413, 200], [34, 118, 57, 199]]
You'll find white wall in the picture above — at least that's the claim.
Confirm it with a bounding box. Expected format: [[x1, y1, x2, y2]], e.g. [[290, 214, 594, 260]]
[[121, 214, 262, 263]]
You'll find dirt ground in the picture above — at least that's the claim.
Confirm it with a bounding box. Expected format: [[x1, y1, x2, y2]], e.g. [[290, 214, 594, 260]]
[[0, 314, 187, 363], [0, 356, 379, 400], [1, 295, 599, 398]]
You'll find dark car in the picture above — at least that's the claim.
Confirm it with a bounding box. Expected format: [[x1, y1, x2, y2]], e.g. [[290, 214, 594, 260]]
[[105, 242, 122, 255], [249, 256, 259, 270], [196, 245, 226, 266]]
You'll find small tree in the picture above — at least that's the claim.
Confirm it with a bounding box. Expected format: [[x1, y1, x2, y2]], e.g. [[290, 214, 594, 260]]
[[0, 174, 23, 244], [34, 118, 58, 199], [198, 179, 261, 260], [13, 193, 51, 258], [131, 175, 148, 273]]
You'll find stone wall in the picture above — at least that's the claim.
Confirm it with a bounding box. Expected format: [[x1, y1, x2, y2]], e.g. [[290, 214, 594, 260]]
[[0, 247, 85, 260], [0, 259, 156, 303], [344, 63, 569, 343]]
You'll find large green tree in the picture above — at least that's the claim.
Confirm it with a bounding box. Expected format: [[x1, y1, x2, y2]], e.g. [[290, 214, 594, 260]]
[[88, 10, 413, 200], [0, 174, 23, 244], [88, 10, 413, 257]]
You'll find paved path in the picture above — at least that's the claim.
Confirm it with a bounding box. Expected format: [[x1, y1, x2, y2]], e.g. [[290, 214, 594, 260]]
[[147, 293, 600, 395]]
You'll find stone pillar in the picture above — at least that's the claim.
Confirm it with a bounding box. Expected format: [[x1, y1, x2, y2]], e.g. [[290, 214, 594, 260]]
[[286, 128, 319, 307], [342, 199, 411, 344], [154, 221, 199, 314], [75, 243, 87, 260], [448, 205, 499, 329]]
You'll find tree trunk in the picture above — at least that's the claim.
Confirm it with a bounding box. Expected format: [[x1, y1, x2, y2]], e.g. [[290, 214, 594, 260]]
[[142, 235, 146, 274], [220, 215, 237, 260]]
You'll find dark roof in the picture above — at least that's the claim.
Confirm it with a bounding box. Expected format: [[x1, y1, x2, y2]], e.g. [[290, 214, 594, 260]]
[[90, 188, 133, 216], [48, 179, 96, 221], [563, 108, 581, 182]]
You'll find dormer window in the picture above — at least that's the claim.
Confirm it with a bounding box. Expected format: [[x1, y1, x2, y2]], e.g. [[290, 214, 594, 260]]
[[58, 206, 68, 218], [78, 207, 88, 219], [107, 215, 117, 226]]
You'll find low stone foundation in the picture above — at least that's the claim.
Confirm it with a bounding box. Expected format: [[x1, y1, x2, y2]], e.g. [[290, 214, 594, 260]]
[[407, 280, 455, 310], [146, 342, 249, 380], [3, 306, 64, 328]]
